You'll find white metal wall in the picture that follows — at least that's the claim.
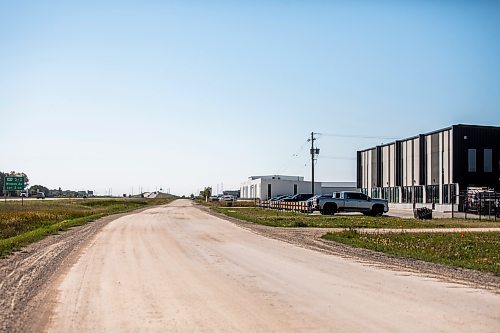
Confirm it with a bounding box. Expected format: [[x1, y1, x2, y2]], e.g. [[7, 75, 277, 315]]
[[240, 178, 322, 201]]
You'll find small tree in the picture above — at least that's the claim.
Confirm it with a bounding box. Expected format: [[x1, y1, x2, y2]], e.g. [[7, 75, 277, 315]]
[[0, 171, 5, 196], [29, 185, 49, 197], [201, 187, 212, 201]]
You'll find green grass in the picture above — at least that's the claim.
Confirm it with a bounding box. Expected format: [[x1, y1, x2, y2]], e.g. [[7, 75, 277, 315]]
[[322, 230, 500, 275], [212, 206, 500, 229], [0, 197, 176, 257]]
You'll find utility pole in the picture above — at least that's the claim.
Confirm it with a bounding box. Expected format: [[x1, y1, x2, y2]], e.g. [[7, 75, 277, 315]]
[[309, 132, 320, 196]]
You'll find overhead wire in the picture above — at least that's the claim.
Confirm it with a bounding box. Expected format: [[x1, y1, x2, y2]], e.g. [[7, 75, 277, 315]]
[[316, 132, 399, 140], [277, 131, 391, 175], [275, 139, 310, 174], [319, 155, 356, 160]]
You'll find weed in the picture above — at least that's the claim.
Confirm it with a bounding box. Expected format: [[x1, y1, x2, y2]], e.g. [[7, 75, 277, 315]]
[[322, 231, 500, 275]]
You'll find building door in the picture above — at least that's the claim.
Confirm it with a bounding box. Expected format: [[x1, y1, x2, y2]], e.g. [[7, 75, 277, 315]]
[[293, 184, 298, 195], [267, 184, 272, 200]]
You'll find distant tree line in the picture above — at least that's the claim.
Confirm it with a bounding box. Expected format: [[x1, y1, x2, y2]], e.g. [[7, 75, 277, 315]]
[[0, 171, 53, 197], [0, 171, 91, 198]]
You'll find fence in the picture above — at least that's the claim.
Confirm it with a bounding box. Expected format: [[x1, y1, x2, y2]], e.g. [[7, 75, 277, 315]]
[[257, 200, 313, 213], [452, 190, 500, 220]]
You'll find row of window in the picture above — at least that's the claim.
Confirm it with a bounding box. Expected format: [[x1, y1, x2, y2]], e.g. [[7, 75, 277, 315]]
[[363, 184, 457, 204], [468, 148, 495, 173]]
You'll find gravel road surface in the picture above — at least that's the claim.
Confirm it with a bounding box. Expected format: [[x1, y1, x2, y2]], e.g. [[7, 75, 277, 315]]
[[38, 199, 499, 332]]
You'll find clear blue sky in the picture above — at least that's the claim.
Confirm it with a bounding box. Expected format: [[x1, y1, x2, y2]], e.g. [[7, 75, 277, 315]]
[[1, 1, 499, 196]]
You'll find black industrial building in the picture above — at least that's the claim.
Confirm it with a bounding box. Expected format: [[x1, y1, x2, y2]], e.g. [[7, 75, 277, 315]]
[[356, 124, 500, 210]]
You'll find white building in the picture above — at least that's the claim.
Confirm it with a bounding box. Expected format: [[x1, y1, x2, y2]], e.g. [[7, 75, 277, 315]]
[[240, 175, 356, 201]]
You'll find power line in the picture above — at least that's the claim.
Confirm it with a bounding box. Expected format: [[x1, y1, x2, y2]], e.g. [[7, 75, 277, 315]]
[[275, 139, 309, 174], [316, 132, 399, 140], [319, 155, 356, 160]]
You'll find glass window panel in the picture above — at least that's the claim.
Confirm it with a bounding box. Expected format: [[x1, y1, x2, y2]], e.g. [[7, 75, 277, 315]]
[[468, 149, 476, 172], [484, 149, 492, 173]]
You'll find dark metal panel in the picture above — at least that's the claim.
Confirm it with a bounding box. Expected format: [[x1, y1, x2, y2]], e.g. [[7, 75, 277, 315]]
[[371, 148, 378, 188], [376, 146, 382, 187], [395, 140, 402, 186], [452, 125, 500, 191], [356, 151, 362, 188], [419, 134, 426, 185]]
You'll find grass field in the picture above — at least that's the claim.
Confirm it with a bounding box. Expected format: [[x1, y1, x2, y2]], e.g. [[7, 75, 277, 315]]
[[0, 197, 175, 257], [212, 206, 500, 229], [322, 230, 500, 275]]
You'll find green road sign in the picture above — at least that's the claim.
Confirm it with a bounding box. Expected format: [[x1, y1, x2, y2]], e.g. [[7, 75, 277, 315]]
[[4, 176, 25, 191]]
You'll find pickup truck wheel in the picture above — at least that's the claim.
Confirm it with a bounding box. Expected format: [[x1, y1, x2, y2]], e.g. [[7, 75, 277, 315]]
[[322, 203, 337, 215], [371, 205, 384, 217]]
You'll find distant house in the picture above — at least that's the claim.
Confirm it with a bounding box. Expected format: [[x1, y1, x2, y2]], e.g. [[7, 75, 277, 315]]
[[62, 190, 78, 197], [48, 189, 62, 197]]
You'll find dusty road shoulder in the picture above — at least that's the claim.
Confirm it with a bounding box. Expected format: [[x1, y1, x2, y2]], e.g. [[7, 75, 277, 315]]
[[0, 206, 159, 333]]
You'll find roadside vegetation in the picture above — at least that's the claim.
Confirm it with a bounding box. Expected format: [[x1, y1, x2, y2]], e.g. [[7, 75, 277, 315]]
[[0, 197, 175, 257], [322, 230, 500, 275], [211, 206, 500, 229]]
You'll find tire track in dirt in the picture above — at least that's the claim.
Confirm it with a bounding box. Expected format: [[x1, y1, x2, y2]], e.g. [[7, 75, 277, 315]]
[[0, 208, 152, 333]]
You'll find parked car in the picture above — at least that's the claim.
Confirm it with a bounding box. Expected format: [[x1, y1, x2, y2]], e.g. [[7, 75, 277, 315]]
[[276, 195, 293, 201], [20, 191, 28, 198], [282, 193, 314, 202], [36, 192, 46, 199], [305, 195, 321, 204], [269, 195, 288, 201], [220, 195, 235, 202], [315, 191, 388, 216]]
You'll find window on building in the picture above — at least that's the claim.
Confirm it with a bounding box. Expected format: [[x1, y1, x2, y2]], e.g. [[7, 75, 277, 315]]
[[443, 184, 449, 204], [414, 186, 423, 203], [402, 186, 412, 203], [468, 149, 476, 172], [484, 149, 492, 173], [426, 185, 439, 204], [451, 184, 457, 205]]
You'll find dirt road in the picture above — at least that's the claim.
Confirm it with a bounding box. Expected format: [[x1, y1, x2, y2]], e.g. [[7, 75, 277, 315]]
[[42, 200, 499, 332]]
